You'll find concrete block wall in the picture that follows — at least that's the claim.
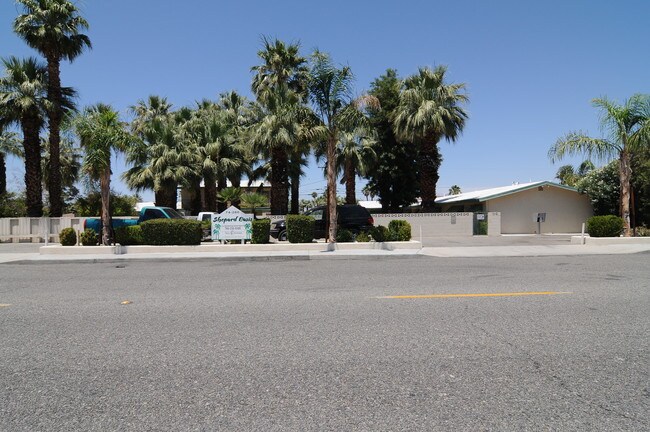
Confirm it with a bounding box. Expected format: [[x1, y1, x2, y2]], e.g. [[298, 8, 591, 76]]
[[374, 213, 475, 238], [0, 217, 88, 242]]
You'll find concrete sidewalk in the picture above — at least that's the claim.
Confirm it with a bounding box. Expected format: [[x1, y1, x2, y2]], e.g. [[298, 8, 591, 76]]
[[0, 242, 648, 264]]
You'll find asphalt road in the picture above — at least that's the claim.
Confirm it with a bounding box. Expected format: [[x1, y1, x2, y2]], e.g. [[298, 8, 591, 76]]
[[1, 254, 648, 431]]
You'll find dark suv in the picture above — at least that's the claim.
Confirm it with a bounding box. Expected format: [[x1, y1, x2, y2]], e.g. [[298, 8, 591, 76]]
[[270, 205, 374, 241]]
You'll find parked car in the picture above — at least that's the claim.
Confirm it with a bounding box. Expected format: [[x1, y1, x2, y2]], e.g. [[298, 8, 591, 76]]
[[83, 206, 184, 235], [270, 204, 374, 241]]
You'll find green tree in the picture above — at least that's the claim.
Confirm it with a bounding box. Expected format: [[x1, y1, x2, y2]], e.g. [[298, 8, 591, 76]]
[[240, 192, 269, 218], [365, 69, 419, 211], [0, 57, 49, 216], [448, 185, 462, 195], [308, 51, 375, 240], [72, 191, 139, 217], [14, 0, 91, 217], [0, 125, 21, 196], [217, 186, 241, 207], [549, 94, 650, 236], [393, 66, 469, 211], [576, 161, 620, 217], [74, 103, 132, 245], [555, 161, 594, 187]]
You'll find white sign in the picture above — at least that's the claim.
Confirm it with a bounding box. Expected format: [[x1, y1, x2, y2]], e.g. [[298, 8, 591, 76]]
[[212, 206, 253, 240]]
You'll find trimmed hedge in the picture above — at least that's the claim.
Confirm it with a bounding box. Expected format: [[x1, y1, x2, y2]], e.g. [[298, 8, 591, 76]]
[[370, 225, 389, 242], [287, 215, 314, 243], [252, 219, 271, 244], [80, 228, 99, 246], [355, 231, 371, 242], [388, 220, 412, 241], [115, 225, 144, 245], [59, 227, 76, 246], [587, 215, 625, 237], [336, 229, 355, 243], [140, 219, 202, 245]]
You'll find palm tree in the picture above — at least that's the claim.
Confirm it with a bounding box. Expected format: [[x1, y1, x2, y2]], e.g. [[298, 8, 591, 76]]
[[549, 94, 650, 236], [448, 185, 462, 195], [240, 192, 269, 219], [74, 103, 132, 245], [337, 130, 376, 204], [124, 98, 196, 209], [393, 66, 469, 211], [251, 37, 309, 104], [217, 187, 241, 208], [0, 125, 21, 196], [308, 51, 376, 240], [14, 0, 91, 217], [0, 56, 49, 216]]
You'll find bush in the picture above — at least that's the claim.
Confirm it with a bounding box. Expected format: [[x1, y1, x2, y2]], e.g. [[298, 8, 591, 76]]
[[286, 215, 314, 243], [114, 225, 144, 245], [355, 231, 371, 242], [336, 229, 355, 243], [477, 221, 488, 235], [140, 219, 202, 245], [370, 225, 389, 242], [252, 219, 271, 244], [586, 215, 625, 237], [80, 228, 99, 246], [388, 220, 412, 241], [635, 225, 650, 237], [59, 227, 77, 246]]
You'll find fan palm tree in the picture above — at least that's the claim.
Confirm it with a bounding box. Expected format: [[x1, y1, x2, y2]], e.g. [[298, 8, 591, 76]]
[[0, 125, 21, 196], [74, 103, 132, 245], [337, 130, 376, 204], [549, 94, 650, 236], [251, 37, 309, 104], [393, 66, 469, 211], [240, 192, 269, 219], [0, 56, 49, 216], [448, 185, 462, 195], [217, 187, 241, 208], [14, 0, 91, 217], [308, 51, 377, 240]]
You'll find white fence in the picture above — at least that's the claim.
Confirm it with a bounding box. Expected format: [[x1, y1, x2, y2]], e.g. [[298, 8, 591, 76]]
[[0, 217, 138, 243]]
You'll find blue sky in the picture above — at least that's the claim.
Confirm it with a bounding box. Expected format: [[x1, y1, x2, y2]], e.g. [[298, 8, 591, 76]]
[[1, 0, 648, 202]]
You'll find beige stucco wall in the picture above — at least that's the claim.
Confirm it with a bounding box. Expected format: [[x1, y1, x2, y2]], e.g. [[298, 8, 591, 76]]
[[486, 186, 592, 234]]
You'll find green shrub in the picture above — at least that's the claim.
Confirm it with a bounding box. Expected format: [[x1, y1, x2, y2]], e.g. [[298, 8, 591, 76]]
[[252, 219, 271, 244], [287, 215, 314, 243], [140, 219, 202, 245], [370, 225, 389, 242], [355, 231, 371, 242], [59, 227, 77, 246], [336, 229, 355, 243], [80, 228, 99, 246], [388, 220, 412, 241], [114, 225, 144, 245], [635, 225, 650, 237], [586, 215, 625, 237], [477, 221, 488, 235]]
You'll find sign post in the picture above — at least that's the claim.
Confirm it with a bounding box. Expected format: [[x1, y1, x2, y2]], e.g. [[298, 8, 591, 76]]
[[212, 206, 253, 242]]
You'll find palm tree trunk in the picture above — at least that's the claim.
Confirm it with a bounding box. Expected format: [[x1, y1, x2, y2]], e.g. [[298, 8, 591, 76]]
[[326, 133, 338, 242], [204, 172, 217, 212], [100, 167, 111, 246], [419, 137, 441, 212], [217, 175, 227, 212], [344, 158, 356, 204], [619, 150, 632, 237], [0, 153, 6, 196], [21, 117, 43, 217], [46, 56, 63, 217], [188, 179, 202, 215], [290, 172, 300, 214], [270, 148, 288, 215], [230, 176, 242, 208], [155, 182, 177, 209]]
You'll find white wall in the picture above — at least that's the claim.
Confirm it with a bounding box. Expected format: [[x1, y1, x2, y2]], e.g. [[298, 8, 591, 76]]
[[374, 213, 476, 238], [486, 186, 592, 234]]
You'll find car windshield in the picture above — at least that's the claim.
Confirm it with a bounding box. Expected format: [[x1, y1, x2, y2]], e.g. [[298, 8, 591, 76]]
[[162, 208, 185, 219]]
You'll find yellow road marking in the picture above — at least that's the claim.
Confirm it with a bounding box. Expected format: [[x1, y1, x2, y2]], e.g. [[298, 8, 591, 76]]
[[0, 304, 11, 307], [120, 300, 132, 305], [379, 291, 571, 299]]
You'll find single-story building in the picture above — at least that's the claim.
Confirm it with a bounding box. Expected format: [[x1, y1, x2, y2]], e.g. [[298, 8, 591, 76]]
[[435, 181, 593, 234]]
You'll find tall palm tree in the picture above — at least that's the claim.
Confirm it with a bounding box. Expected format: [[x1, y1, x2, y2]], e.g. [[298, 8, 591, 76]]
[[124, 98, 195, 209], [14, 0, 91, 217], [308, 51, 376, 240], [549, 94, 650, 236], [0, 56, 49, 216], [393, 66, 469, 211], [0, 125, 21, 196], [251, 37, 309, 104], [336, 130, 376, 204], [74, 103, 132, 245], [448, 185, 462, 195]]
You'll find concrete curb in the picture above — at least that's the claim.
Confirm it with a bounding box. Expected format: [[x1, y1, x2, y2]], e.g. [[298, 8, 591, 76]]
[[570, 236, 650, 245]]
